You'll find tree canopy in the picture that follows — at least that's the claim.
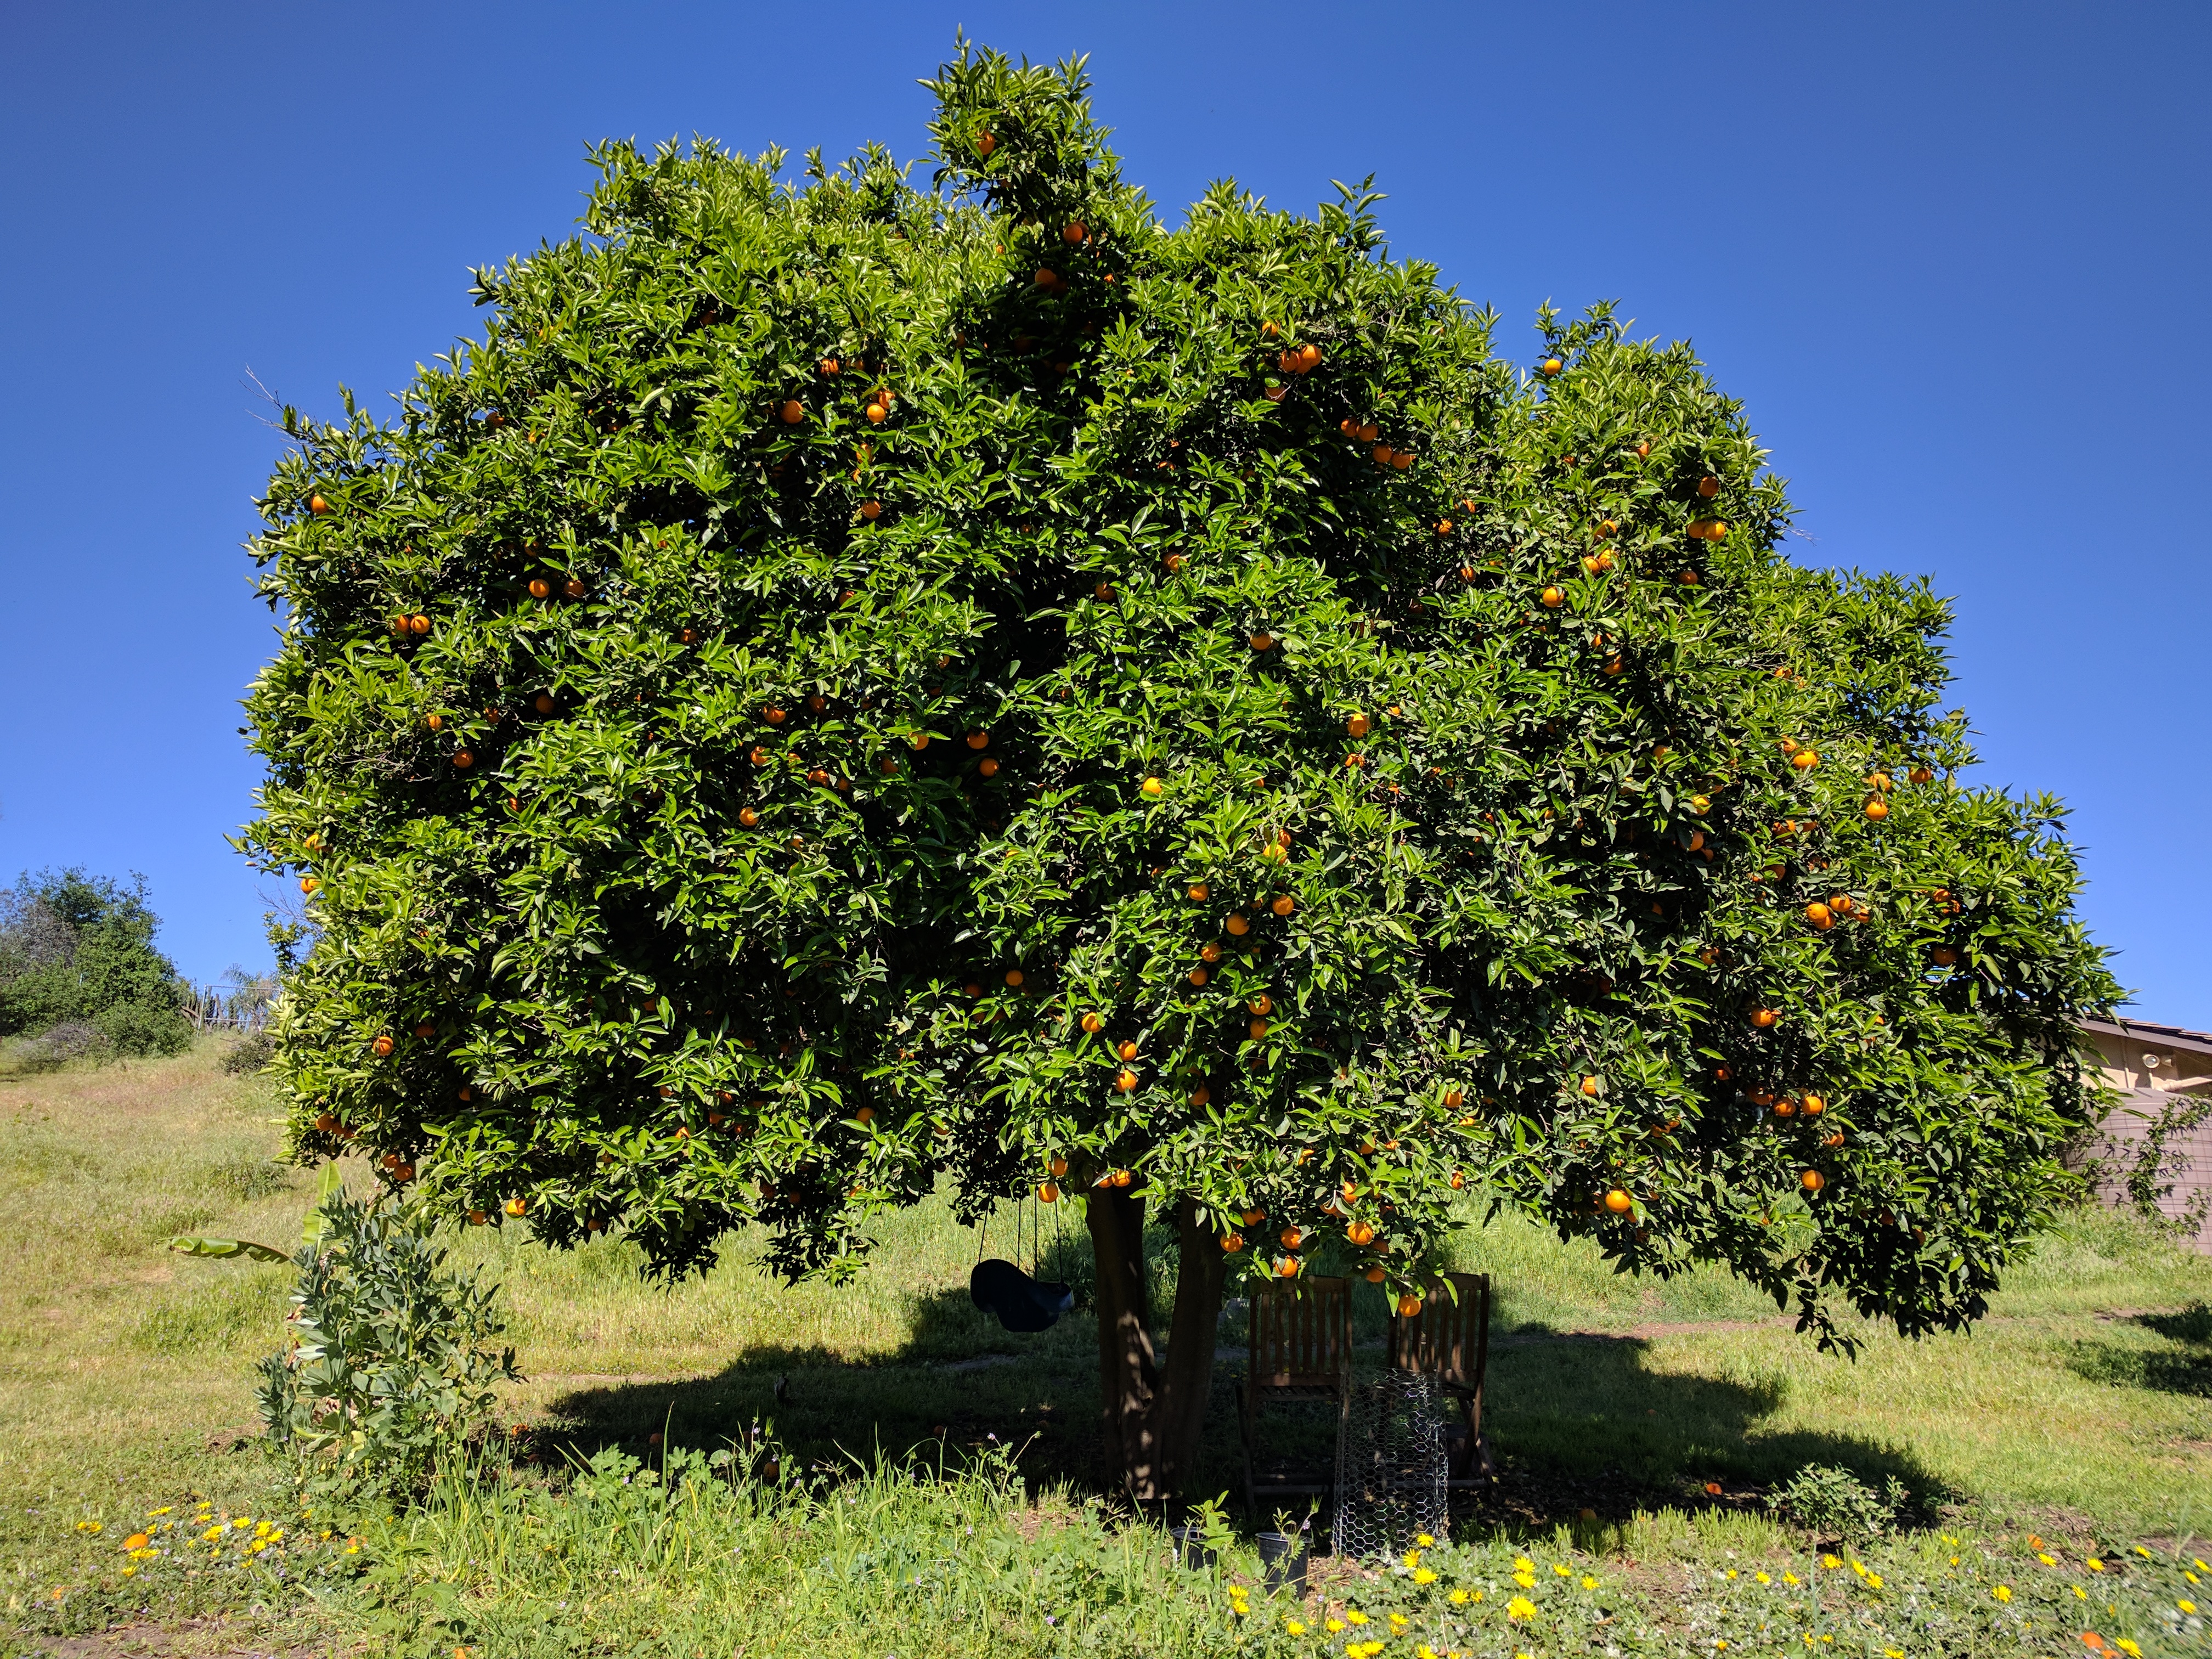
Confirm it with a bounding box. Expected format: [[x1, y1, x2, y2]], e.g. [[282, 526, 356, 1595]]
[[0, 867, 191, 1054], [244, 46, 2117, 1490]]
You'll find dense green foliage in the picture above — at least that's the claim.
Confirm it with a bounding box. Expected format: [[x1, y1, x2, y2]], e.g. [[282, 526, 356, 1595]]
[[242, 45, 2117, 1348], [0, 867, 191, 1054], [257, 1190, 518, 1496]]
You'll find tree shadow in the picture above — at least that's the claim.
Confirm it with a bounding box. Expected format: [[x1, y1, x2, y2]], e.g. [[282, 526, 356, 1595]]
[[528, 1283, 1960, 1537], [2061, 1304, 2212, 1400]]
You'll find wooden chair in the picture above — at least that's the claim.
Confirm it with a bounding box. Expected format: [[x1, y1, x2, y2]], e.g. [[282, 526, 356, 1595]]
[[1237, 1276, 1353, 1525], [1387, 1271, 1494, 1487]]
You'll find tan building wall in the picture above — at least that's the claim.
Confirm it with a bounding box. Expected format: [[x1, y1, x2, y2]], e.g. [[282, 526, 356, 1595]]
[[2074, 1018, 2212, 1253]]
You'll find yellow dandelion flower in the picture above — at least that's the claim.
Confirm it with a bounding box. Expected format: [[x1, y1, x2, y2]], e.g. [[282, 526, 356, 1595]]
[[1514, 1572, 1536, 1589], [201, 1527, 223, 1543], [1326, 1619, 1345, 1633], [75, 1521, 103, 1534], [2115, 1642, 2140, 1658], [1404, 1550, 1422, 1570], [1821, 1554, 1842, 1570], [1783, 1573, 1799, 1585], [232, 1517, 252, 1530], [1285, 1620, 1306, 1635], [1413, 1567, 1437, 1584], [1992, 1584, 2012, 1602], [1506, 1596, 1537, 1621], [1865, 1573, 1884, 1589], [1515, 1556, 1534, 1573], [1345, 1610, 1368, 1626], [1417, 1533, 1434, 1547], [1582, 1575, 1599, 1589], [1754, 1571, 1771, 1584], [2181, 1600, 2199, 1615], [1389, 1612, 1408, 1629], [2136, 1547, 2153, 1559], [2073, 1585, 2087, 1600], [149, 1508, 173, 1517], [1553, 1562, 1571, 1577], [2038, 1552, 2056, 1565], [1448, 1589, 1469, 1605], [121, 1566, 136, 1578], [2088, 1558, 2105, 1571]]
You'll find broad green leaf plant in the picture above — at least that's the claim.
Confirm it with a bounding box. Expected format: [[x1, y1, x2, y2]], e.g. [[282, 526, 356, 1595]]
[[240, 43, 2119, 1496]]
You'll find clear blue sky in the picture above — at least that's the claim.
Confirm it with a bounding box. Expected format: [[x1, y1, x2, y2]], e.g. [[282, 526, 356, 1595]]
[[2, 3, 2204, 1020]]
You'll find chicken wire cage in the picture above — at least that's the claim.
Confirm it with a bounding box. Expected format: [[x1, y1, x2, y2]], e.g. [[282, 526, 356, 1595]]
[[1330, 1369, 1451, 1558]]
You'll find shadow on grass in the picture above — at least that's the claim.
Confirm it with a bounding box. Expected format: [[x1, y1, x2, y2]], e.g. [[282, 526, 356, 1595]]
[[529, 1295, 1954, 1535], [2062, 1324, 2212, 1400]]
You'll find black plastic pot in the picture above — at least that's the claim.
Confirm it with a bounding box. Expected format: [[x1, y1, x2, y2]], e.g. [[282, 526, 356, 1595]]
[[1167, 1525, 1218, 1570], [1256, 1530, 1309, 1593]]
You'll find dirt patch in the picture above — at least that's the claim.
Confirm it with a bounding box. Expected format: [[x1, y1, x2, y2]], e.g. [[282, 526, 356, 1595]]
[[22, 1620, 334, 1659]]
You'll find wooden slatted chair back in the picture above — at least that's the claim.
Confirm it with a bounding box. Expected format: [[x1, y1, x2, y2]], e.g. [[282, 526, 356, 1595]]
[[1387, 1271, 1491, 1392], [1248, 1276, 1352, 1391]]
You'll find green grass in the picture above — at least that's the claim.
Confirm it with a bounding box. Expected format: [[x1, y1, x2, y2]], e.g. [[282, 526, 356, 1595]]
[[4, 1042, 2211, 1656]]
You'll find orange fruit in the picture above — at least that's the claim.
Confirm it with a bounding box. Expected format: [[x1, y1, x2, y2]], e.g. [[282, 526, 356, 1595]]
[[1249, 1018, 1268, 1039], [1038, 1182, 1059, 1204], [1188, 966, 1207, 986], [1277, 1257, 1302, 1278], [1450, 1169, 1467, 1189], [819, 358, 840, 375], [1597, 519, 1619, 537], [1347, 1220, 1376, 1245], [1775, 1098, 1796, 1118], [909, 733, 930, 750], [1187, 882, 1209, 901], [966, 730, 990, 750], [1049, 1155, 1070, 1178], [372, 1034, 394, 1056], [1805, 903, 1833, 929], [1604, 1189, 1633, 1215], [1248, 994, 1274, 1017], [1541, 586, 1565, 607], [865, 403, 887, 424], [469, 1210, 487, 1226], [1201, 942, 1224, 963], [1164, 552, 1186, 573], [300, 876, 320, 895], [975, 132, 995, 157], [505, 1197, 527, 1217], [860, 500, 882, 521], [1115, 1039, 1139, 1062], [1262, 321, 1280, 338], [1802, 1093, 1826, 1115], [1863, 798, 1889, 820], [1634, 441, 1650, 458], [1444, 1087, 1464, 1108], [1271, 895, 1294, 916], [1110, 1168, 1134, 1188], [979, 758, 1000, 777], [1357, 422, 1379, 442], [1250, 631, 1274, 651], [1698, 475, 1720, 498], [1112, 1068, 1139, 1093], [780, 400, 804, 424], [308, 493, 331, 515], [1221, 1232, 1244, 1252], [1346, 712, 1370, 737], [1140, 776, 1164, 798], [1791, 751, 1819, 771], [1279, 1225, 1303, 1250], [1192, 1085, 1211, 1107], [1005, 968, 1025, 989], [1909, 765, 1934, 784], [529, 578, 551, 599], [1750, 1007, 1779, 1029], [1063, 221, 1087, 245], [1396, 1293, 1423, 1318], [1541, 358, 1562, 375], [452, 749, 474, 768], [1579, 1075, 1600, 1097], [1801, 1170, 1825, 1193], [1930, 946, 1959, 967], [1225, 913, 1250, 936]]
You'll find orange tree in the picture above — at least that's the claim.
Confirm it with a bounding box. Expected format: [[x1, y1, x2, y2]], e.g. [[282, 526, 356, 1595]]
[[241, 45, 2119, 1499]]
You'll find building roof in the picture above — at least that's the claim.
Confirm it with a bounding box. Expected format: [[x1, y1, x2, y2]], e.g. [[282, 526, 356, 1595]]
[[2080, 1017, 2212, 1059]]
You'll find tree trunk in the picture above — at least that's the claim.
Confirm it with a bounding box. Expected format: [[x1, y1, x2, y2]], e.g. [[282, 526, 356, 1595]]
[[1085, 1186, 1228, 1505]]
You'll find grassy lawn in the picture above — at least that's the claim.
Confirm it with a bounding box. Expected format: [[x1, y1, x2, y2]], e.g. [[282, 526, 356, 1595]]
[[5, 1042, 2210, 1656]]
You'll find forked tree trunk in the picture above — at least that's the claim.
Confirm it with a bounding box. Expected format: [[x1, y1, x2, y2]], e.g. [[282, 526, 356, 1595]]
[[1085, 1187, 1228, 1505]]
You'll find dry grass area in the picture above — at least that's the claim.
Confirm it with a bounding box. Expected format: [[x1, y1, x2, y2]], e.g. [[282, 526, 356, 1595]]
[[4, 1041, 2210, 1651]]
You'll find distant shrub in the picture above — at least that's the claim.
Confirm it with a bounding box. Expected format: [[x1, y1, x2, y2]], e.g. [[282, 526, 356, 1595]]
[[1766, 1463, 1908, 1538], [95, 1000, 192, 1057], [256, 1191, 518, 1498], [222, 1029, 276, 1075], [10, 1020, 108, 1073]]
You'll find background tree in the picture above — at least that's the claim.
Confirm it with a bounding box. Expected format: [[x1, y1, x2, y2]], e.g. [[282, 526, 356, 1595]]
[[0, 867, 192, 1057], [242, 44, 2120, 1500]]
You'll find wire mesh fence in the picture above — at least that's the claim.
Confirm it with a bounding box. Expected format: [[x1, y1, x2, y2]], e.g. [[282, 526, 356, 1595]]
[[1330, 1369, 1451, 1559]]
